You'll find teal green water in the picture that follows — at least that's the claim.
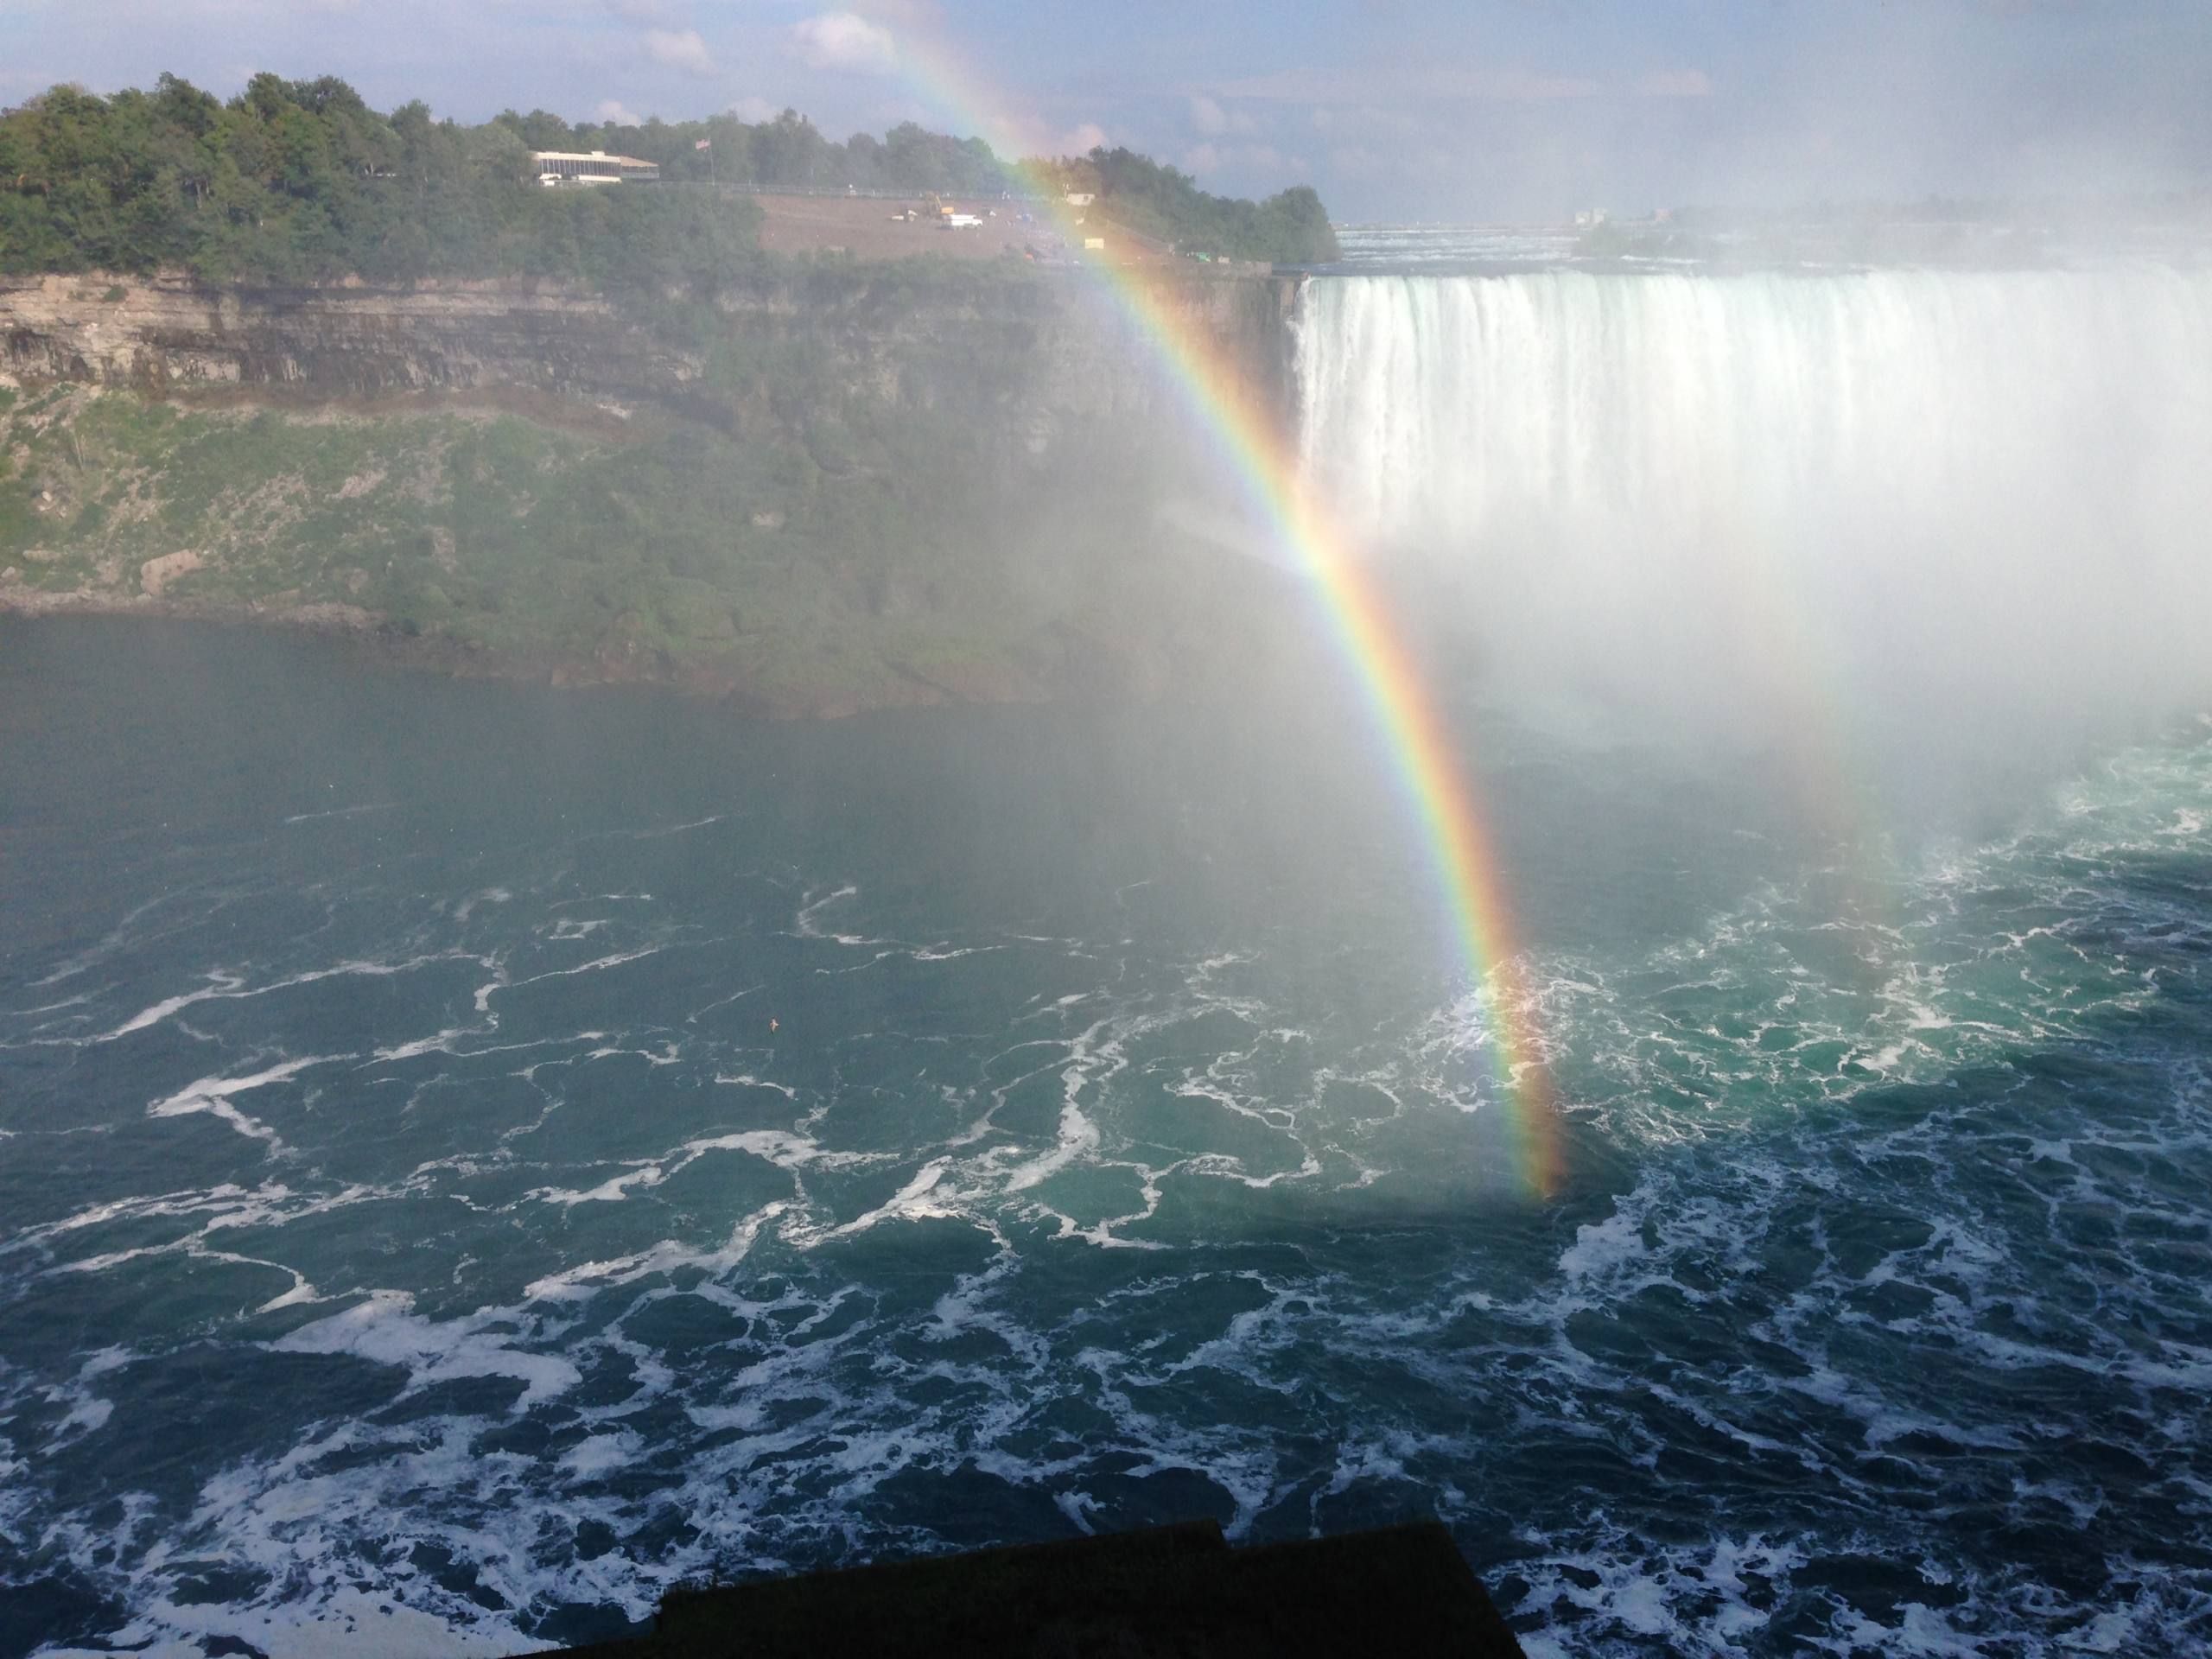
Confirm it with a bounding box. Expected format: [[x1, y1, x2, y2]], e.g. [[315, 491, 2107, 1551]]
[[3, 617, 2208, 1656]]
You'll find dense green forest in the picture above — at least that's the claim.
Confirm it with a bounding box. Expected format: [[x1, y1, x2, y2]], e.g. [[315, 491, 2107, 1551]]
[[0, 73, 1338, 286], [0, 76, 766, 289], [1045, 149, 1337, 265]]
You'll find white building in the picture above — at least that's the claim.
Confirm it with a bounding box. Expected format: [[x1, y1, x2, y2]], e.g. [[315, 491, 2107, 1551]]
[[531, 150, 660, 187]]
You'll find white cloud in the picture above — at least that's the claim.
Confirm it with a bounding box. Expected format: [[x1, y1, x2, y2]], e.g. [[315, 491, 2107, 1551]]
[[642, 27, 716, 78], [1190, 95, 1256, 137], [791, 12, 896, 74], [595, 99, 642, 126], [727, 95, 778, 124], [1634, 68, 1713, 98]]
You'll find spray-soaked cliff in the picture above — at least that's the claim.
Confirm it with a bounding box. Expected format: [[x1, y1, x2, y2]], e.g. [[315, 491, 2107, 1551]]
[[0, 266, 1301, 714]]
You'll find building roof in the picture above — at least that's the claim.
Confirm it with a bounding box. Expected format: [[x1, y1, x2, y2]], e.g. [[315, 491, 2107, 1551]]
[[529, 150, 655, 167]]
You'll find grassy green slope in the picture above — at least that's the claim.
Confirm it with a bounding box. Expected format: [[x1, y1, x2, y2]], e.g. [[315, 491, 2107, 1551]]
[[0, 377, 1286, 715]]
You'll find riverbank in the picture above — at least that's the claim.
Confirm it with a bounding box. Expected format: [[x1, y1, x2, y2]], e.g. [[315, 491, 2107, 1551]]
[[0, 583, 1165, 718]]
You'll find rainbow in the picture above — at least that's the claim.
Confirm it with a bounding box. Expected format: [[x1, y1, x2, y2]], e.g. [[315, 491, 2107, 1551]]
[[883, 33, 1562, 1198]]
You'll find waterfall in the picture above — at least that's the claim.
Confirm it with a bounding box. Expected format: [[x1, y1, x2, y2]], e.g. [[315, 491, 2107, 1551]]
[[1292, 268, 2212, 742]]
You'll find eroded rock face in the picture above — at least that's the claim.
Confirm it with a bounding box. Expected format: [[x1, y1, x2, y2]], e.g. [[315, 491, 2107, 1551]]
[[0, 270, 1301, 430], [137, 550, 203, 596], [0, 274, 683, 401]]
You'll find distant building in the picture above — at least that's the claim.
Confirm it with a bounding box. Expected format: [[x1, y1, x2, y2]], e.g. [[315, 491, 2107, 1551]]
[[531, 150, 660, 187], [1573, 207, 1609, 228], [1064, 192, 1096, 207]]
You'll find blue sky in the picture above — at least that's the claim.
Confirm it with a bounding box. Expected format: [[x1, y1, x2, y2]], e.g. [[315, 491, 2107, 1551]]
[[5, 1, 2208, 219]]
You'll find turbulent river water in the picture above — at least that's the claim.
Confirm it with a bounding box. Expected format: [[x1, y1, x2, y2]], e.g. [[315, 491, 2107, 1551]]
[[6, 264, 2212, 1658]]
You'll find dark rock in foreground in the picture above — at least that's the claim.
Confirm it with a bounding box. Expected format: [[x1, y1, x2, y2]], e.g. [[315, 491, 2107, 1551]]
[[552, 1519, 1525, 1657]]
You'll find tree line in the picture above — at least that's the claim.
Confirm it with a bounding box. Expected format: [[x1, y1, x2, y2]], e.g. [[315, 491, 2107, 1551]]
[[0, 73, 1338, 289], [0, 75, 764, 289], [1043, 149, 1338, 265]]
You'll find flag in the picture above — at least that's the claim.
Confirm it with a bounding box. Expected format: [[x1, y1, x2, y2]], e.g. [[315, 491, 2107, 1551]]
[[695, 138, 711, 150]]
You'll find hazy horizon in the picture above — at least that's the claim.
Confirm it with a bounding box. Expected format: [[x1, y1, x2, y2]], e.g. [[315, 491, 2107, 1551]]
[[7, 1, 2209, 222]]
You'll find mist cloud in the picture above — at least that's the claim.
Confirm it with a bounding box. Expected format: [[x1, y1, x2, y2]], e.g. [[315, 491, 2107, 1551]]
[[791, 12, 897, 75], [1189, 95, 1258, 137], [640, 28, 715, 79]]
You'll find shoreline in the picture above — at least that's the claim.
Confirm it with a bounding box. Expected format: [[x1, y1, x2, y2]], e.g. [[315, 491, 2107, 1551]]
[[0, 589, 1073, 720]]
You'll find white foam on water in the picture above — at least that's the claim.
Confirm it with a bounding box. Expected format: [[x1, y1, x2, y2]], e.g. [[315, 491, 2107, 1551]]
[[25, 891, 186, 991], [273, 1291, 581, 1409], [785, 885, 984, 969], [10, 726, 2212, 1658], [38, 1349, 123, 1449], [713, 1071, 797, 1098], [1003, 1102, 1101, 1193], [632, 815, 724, 839], [1511, 1529, 1812, 1657], [104, 970, 249, 1039], [582, 1039, 683, 1067], [525, 1129, 883, 1208], [814, 1159, 956, 1238], [1558, 1209, 1644, 1281], [369, 1027, 483, 1065], [146, 1055, 343, 1154], [46, 1586, 528, 1659], [9, 1180, 379, 1258], [792, 884, 872, 944], [281, 803, 397, 827], [562, 1432, 642, 1479], [524, 1205, 787, 1303], [452, 887, 512, 924], [490, 946, 665, 999], [106, 953, 493, 1042]]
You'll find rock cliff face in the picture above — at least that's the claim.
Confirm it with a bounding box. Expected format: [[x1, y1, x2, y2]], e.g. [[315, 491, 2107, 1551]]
[[0, 269, 1301, 433], [0, 265, 1309, 716], [0, 273, 677, 402]]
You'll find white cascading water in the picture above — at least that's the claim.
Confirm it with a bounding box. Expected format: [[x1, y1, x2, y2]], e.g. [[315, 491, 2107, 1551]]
[[1294, 269, 2212, 745]]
